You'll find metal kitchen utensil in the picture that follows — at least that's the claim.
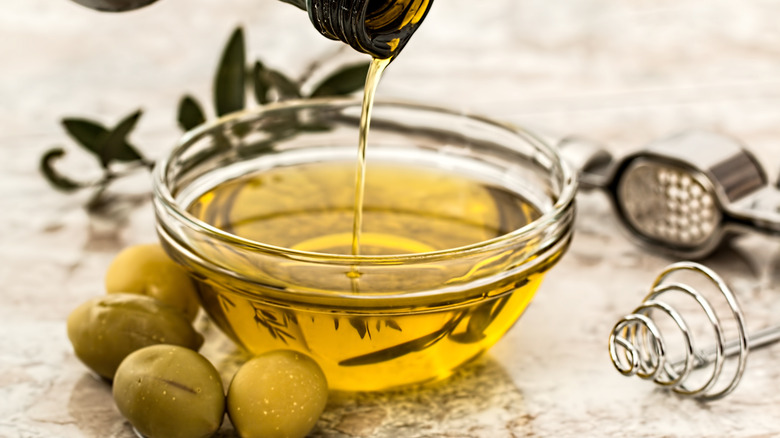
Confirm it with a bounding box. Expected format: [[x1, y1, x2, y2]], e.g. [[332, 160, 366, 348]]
[[609, 261, 780, 401], [560, 131, 780, 259]]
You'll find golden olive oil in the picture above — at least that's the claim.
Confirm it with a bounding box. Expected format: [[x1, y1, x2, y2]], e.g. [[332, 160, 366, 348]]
[[186, 161, 547, 391], [352, 57, 390, 256], [189, 162, 539, 255]]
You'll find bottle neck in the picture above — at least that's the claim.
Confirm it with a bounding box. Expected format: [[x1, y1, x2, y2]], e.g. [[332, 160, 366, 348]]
[[305, 0, 433, 60]]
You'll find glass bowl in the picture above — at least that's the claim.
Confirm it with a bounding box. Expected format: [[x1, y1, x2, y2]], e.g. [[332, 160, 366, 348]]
[[152, 98, 576, 391]]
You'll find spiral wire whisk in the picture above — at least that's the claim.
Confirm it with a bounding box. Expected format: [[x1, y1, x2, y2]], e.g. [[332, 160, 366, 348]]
[[609, 261, 780, 401]]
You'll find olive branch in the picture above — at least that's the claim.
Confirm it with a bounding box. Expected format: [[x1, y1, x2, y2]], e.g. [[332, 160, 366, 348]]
[[40, 26, 369, 212]]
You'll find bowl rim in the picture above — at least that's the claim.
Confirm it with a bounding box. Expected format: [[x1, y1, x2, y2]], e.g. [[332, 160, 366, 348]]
[[152, 97, 578, 266]]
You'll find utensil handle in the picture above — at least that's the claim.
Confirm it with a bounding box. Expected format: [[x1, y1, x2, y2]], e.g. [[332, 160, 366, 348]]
[[557, 136, 613, 190], [677, 325, 780, 370], [728, 186, 780, 235]]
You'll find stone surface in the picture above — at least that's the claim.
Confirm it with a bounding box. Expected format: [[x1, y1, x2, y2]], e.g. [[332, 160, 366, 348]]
[[3, 0, 780, 436]]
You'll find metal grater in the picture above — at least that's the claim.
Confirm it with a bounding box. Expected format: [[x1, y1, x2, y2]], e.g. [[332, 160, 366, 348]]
[[560, 130, 780, 258]]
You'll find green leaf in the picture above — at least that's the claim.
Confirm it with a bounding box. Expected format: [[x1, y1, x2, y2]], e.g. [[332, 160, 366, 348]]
[[178, 95, 207, 131], [39, 148, 85, 192], [449, 296, 511, 344], [339, 311, 467, 367], [62, 114, 143, 167], [349, 318, 370, 340], [252, 61, 270, 105], [252, 305, 295, 343], [384, 319, 402, 332], [309, 62, 370, 98], [265, 69, 302, 100], [214, 27, 246, 116], [251, 60, 301, 103], [100, 110, 144, 166], [61, 118, 108, 157]]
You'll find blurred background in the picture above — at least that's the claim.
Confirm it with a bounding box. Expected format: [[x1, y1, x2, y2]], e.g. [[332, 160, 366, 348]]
[[4, 0, 780, 158], [4, 1, 780, 436], [6, 0, 780, 243]]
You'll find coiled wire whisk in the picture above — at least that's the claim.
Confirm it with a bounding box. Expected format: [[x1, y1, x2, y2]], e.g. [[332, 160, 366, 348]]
[[609, 261, 780, 401]]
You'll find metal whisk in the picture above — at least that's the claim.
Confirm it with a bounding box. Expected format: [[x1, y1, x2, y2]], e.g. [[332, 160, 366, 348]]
[[560, 130, 780, 258], [609, 261, 780, 401]]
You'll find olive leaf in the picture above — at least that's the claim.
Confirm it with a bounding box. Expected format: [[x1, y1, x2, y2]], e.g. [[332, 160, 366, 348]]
[[265, 68, 302, 99], [40, 108, 149, 211], [253, 305, 296, 344], [252, 61, 271, 105], [374, 319, 403, 333], [178, 95, 207, 131], [41, 24, 373, 213], [253, 61, 302, 103], [62, 114, 144, 168], [39, 148, 86, 192], [200, 27, 365, 127], [214, 27, 246, 116], [309, 63, 370, 97], [218, 294, 236, 314], [339, 311, 467, 367], [61, 118, 107, 157], [99, 110, 144, 166], [450, 296, 512, 344], [384, 319, 402, 331], [349, 318, 371, 340]]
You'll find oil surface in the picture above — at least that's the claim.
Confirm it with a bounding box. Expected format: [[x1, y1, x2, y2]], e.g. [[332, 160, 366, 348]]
[[188, 161, 539, 256]]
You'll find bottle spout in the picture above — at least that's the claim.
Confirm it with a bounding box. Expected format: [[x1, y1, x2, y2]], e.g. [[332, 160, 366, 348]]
[[307, 0, 434, 59]]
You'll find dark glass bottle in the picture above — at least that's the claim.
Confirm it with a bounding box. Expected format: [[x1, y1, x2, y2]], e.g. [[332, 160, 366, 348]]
[[69, 0, 159, 11], [69, 0, 433, 59], [295, 0, 434, 59]]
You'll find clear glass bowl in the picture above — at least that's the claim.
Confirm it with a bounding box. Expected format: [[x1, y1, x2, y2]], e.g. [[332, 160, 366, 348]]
[[153, 99, 576, 391]]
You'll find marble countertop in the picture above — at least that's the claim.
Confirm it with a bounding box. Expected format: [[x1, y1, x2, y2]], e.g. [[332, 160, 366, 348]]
[[4, 0, 780, 436]]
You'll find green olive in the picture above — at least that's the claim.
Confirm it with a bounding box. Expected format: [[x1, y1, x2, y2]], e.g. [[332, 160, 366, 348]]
[[227, 350, 328, 438], [113, 345, 225, 438], [67, 293, 204, 379], [105, 243, 200, 322]]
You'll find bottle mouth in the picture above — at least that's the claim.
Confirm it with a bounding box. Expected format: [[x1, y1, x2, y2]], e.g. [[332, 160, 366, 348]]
[[307, 0, 433, 59]]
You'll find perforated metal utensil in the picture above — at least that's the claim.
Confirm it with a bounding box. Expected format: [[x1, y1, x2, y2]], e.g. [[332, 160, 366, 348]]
[[609, 261, 780, 401], [560, 131, 780, 258]]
